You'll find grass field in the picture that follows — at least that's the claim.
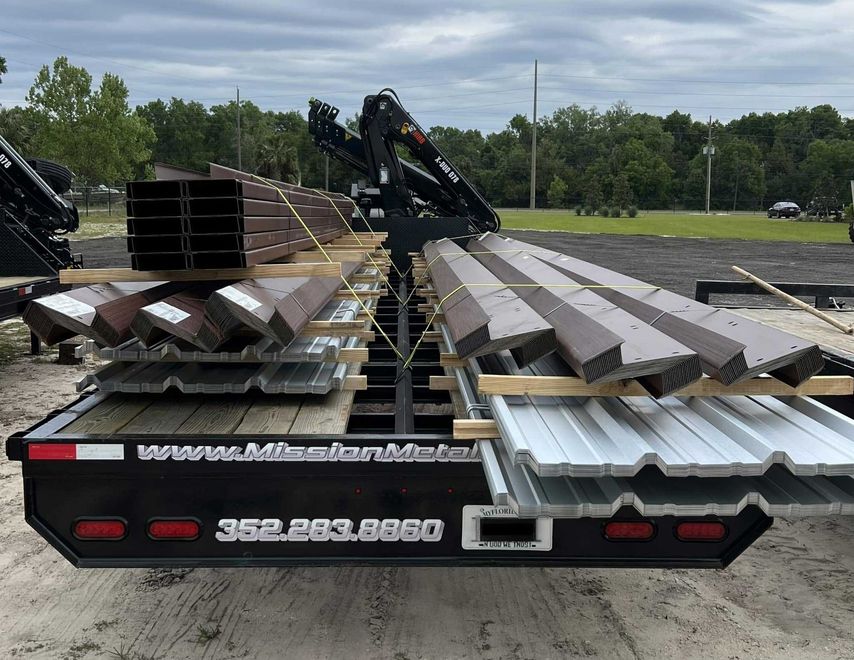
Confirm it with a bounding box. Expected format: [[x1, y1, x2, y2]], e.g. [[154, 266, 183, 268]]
[[74, 211, 126, 240], [498, 209, 852, 243], [72, 209, 852, 244]]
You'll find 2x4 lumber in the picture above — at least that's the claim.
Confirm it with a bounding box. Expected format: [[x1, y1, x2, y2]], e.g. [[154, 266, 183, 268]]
[[334, 289, 387, 299], [476, 374, 854, 397], [287, 250, 372, 264], [439, 352, 467, 368], [302, 329, 375, 340], [343, 375, 368, 391], [60, 263, 341, 284], [453, 419, 500, 440], [429, 375, 459, 391], [338, 347, 369, 363]]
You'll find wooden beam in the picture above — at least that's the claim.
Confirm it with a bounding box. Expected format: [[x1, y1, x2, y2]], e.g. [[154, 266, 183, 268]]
[[421, 330, 443, 343], [351, 274, 383, 284], [476, 374, 854, 397], [306, 320, 366, 330], [429, 375, 458, 391], [343, 375, 368, 391], [336, 347, 369, 363], [453, 419, 500, 440], [302, 329, 376, 340], [334, 288, 387, 299], [440, 352, 467, 368], [287, 250, 372, 264], [59, 262, 341, 284]]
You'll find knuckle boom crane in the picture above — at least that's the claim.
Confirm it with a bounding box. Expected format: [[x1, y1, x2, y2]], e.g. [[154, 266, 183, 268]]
[[308, 89, 500, 235]]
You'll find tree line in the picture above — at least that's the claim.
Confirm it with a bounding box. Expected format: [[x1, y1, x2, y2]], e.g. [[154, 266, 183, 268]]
[[1, 56, 853, 211]]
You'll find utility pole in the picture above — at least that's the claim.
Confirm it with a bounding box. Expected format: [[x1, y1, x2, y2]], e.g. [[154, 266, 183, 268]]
[[236, 86, 242, 171], [529, 59, 538, 210], [704, 115, 713, 215]]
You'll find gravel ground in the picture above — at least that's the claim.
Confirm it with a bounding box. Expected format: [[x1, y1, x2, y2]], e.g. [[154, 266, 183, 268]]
[[0, 232, 850, 659]]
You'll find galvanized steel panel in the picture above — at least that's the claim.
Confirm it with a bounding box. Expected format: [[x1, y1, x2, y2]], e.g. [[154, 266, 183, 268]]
[[78, 337, 357, 395], [485, 437, 854, 518]]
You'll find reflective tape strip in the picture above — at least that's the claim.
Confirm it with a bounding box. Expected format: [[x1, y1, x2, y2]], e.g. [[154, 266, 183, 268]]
[[28, 443, 125, 460]]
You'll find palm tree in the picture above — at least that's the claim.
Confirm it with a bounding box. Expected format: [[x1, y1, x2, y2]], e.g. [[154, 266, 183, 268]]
[[256, 131, 301, 185]]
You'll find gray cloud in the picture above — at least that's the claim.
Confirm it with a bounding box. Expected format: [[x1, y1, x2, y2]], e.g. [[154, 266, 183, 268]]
[[1, 0, 852, 132]]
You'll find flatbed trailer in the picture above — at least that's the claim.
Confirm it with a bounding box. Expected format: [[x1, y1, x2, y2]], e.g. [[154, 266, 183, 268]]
[[6, 270, 780, 569], [0, 276, 63, 320], [7, 94, 854, 572]]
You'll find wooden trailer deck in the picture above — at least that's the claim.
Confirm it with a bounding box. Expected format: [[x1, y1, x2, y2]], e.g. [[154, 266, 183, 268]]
[[57, 363, 363, 437], [731, 308, 854, 364]]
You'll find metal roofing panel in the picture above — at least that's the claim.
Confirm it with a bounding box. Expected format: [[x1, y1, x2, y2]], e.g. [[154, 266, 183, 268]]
[[441, 323, 854, 479], [78, 337, 357, 395], [489, 377, 854, 479], [483, 434, 854, 518]]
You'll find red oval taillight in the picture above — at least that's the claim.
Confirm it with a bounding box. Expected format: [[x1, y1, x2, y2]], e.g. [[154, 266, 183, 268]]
[[147, 519, 201, 540], [73, 519, 126, 540], [604, 521, 655, 541], [676, 521, 727, 542]]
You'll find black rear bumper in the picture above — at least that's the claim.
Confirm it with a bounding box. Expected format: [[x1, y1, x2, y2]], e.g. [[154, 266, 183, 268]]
[[8, 408, 772, 569]]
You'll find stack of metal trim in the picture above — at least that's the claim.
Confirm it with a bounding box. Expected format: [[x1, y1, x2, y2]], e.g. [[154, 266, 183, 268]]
[[493, 234, 823, 387], [468, 233, 701, 395], [23, 281, 184, 347], [205, 262, 360, 347], [126, 171, 351, 270], [422, 238, 557, 366], [427, 233, 822, 394], [76, 299, 366, 363]]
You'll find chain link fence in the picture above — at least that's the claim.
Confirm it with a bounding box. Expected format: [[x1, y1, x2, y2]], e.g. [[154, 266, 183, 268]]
[[64, 186, 127, 216]]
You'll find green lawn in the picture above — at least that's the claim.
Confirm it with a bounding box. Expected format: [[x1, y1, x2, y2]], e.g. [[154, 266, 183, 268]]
[[74, 212, 127, 240], [498, 210, 852, 244]]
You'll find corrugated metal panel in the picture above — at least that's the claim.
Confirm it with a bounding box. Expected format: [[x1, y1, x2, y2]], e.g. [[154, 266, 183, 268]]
[[78, 337, 357, 395], [441, 323, 854, 479], [484, 435, 854, 518], [485, 350, 854, 478], [444, 323, 854, 519]]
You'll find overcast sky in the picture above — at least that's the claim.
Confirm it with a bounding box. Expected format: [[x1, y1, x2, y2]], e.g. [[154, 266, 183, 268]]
[[1, 0, 853, 133]]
